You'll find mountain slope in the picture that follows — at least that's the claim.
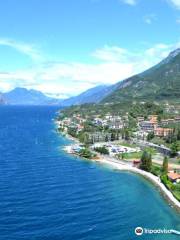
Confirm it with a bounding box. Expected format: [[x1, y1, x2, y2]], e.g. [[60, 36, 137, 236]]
[[60, 84, 115, 106], [103, 49, 180, 103], [3, 87, 55, 105], [2, 85, 116, 106]]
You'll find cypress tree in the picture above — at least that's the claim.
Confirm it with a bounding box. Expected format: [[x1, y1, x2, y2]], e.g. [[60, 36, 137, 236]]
[[140, 150, 152, 172], [162, 156, 168, 174]]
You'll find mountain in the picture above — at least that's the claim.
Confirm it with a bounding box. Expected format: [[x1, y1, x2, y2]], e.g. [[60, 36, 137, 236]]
[[1, 85, 116, 106], [103, 48, 180, 103], [3, 87, 56, 105], [60, 84, 115, 106]]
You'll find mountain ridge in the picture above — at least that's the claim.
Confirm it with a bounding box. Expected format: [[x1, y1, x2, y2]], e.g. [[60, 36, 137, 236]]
[[60, 84, 115, 106], [102, 48, 180, 103], [1, 84, 115, 106]]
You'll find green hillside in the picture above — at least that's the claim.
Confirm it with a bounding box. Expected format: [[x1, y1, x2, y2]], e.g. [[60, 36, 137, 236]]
[[103, 49, 180, 103]]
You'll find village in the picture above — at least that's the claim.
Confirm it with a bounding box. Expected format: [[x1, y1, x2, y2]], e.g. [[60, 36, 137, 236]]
[[57, 109, 180, 189]]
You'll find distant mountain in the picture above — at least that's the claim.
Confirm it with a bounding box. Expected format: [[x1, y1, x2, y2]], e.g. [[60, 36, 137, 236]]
[[1, 85, 116, 106], [103, 48, 180, 103], [60, 84, 115, 106], [3, 87, 56, 105]]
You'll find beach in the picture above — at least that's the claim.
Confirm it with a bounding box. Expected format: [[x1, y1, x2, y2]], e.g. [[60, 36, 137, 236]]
[[99, 155, 180, 211], [63, 144, 180, 212]]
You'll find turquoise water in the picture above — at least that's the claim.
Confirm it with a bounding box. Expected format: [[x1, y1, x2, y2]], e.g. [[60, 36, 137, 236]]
[[0, 106, 179, 240]]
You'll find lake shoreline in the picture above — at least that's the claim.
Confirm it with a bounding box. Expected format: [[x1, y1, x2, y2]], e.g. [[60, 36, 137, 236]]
[[97, 156, 180, 212], [60, 133, 180, 212], [55, 117, 180, 212]]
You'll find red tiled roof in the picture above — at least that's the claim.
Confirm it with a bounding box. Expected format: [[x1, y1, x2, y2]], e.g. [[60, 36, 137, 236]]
[[168, 172, 180, 180]]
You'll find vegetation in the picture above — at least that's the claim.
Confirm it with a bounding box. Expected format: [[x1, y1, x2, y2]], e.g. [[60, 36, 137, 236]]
[[162, 156, 168, 174], [102, 51, 180, 103], [79, 148, 94, 159], [151, 164, 162, 176], [147, 132, 155, 141], [94, 146, 109, 155], [60, 102, 166, 121], [119, 151, 142, 160], [140, 150, 152, 172], [160, 175, 180, 201], [170, 141, 179, 157]]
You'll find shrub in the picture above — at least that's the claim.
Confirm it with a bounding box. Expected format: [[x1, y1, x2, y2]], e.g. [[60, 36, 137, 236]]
[[94, 146, 109, 155]]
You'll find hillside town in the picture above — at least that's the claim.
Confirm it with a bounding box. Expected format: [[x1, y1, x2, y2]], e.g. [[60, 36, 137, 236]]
[[56, 102, 180, 202]]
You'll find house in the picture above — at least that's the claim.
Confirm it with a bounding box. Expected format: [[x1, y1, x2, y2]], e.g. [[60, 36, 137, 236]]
[[109, 119, 124, 129], [137, 117, 144, 122], [175, 116, 180, 123], [148, 115, 158, 124], [161, 119, 175, 125], [77, 124, 84, 132], [139, 121, 155, 132], [154, 127, 173, 137], [168, 172, 180, 183], [88, 132, 112, 143]]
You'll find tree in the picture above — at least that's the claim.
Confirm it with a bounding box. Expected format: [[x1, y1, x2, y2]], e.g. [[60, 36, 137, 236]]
[[94, 146, 109, 155], [147, 132, 154, 141], [157, 115, 161, 123], [162, 156, 168, 174], [105, 135, 109, 142], [170, 141, 179, 157], [79, 148, 92, 159], [79, 132, 90, 144], [111, 132, 116, 141], [177, 129, 180, 141], [124, 128, 130, 141], [140, 151, 152, 172]]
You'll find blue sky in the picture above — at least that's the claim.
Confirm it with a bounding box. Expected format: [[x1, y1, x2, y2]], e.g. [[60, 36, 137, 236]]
[[0, 0, 180, 97]]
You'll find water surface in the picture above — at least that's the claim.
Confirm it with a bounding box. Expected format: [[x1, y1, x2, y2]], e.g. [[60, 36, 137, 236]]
[[0, 106, 179, 240]]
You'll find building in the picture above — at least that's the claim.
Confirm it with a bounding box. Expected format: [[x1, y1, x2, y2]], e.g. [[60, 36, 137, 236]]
[[109, 119, 124, 129], [137, 117, 144, 122], [139, 121, 155, 132], [161, 119, 175, 125], [88, 132, 112, 143], [154, 127, 173, 137], [148, 115, 158, 124], [175, 116, 180, 123], [168, 172, 180, 183]]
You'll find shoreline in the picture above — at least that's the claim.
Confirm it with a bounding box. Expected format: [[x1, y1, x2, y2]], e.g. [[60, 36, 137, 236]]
[[57, 127, 180, 212], [98, 156, 180, 212], [62, 144, 180, 212]]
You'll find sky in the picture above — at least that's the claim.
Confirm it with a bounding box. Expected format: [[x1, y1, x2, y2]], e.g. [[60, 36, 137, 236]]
[[0, 0, 180, 98]]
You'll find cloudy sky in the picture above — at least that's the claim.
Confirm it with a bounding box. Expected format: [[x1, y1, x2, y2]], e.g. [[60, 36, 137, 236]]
[[0, 0, 180, 98]]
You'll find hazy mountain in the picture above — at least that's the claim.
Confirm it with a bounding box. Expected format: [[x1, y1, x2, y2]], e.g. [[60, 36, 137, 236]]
[[3, 87, 56, 105], [2, 84, 116, 106], [60, 84, 115, 106], [102, 48, 180, 103]]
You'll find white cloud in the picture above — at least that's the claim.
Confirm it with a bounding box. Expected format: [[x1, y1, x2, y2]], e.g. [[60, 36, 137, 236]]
[[176, 17, 180, 23], [143, 14, 157, 25], [0, 60, 133, 97], [92, 45, 129, 62], [0, 40, 179, 98], [120, 0, 137, 6], [168, 0, 180, 9], [0, 38, 42, 61]]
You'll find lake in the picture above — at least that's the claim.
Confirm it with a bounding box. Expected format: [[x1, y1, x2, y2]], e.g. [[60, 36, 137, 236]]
[[0, 106, 179, 240]]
